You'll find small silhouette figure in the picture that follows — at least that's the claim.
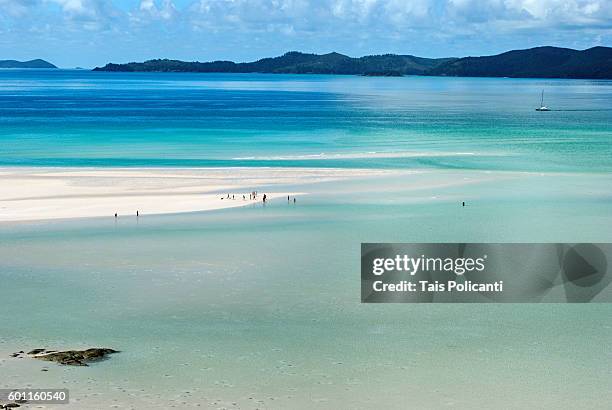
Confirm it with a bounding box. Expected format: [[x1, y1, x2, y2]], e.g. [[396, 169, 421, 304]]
[[136, 210, 139, 217], [293, 198, 296, 203], [263, 194, 267, 203], [114, 213, 117, 218], [462, 202, 465, 207]]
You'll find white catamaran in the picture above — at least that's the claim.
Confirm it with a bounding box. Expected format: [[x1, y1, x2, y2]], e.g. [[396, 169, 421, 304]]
[[535, 89, 550, 111]]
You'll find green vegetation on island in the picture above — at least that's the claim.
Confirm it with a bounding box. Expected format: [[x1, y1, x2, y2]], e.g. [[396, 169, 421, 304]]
[[0, 59, 57, 69], [94, 51, 454, 75], [93, 46, 612, 79], [428, 46, 612, 79]]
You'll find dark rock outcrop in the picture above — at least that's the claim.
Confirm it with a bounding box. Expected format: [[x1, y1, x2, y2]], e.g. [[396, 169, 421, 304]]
[[27, 348, 119, 366]]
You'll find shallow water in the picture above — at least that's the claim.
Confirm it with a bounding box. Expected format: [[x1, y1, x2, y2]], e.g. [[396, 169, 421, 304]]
[[1, 72, 611, 409], [2, 172, 612, 408]]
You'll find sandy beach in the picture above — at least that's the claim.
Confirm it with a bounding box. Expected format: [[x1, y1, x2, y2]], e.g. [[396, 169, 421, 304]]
[[0, 167, 404, 222]]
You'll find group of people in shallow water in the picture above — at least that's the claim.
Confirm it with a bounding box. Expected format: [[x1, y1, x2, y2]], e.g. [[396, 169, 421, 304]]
[[220, 191, 297, 204], [222, 191, 262, 201], [113, 191, 296, 218], [114, 210, 140, 218]]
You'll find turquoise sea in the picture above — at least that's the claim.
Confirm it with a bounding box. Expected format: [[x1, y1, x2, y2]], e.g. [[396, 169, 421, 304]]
[[1, 70, 611, 409], [1, 70, 611, 172]]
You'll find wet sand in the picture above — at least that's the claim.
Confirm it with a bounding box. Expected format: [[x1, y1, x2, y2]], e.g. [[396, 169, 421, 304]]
[[0, 167, 404, 222]]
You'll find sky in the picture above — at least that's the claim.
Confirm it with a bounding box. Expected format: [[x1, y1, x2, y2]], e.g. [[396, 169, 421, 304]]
[[0, 0, 610, 68]]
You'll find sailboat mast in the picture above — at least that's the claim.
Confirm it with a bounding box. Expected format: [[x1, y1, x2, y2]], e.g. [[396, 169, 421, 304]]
[[541, 89, 544, 107]]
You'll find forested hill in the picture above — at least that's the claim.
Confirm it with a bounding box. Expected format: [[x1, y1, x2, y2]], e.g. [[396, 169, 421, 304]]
[[93, 46, 612, 79], [0, 59, 57, 68], [93, 52, 455, 75], [428, 46, 612, 79]]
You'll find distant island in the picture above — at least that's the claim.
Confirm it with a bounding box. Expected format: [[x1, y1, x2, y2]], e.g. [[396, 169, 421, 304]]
[[95, 52, 453, 76], [0, 59, 57, 69], [94, 46, 612, 79], [428, 46, 612, 79], [362, 70, 403, 77]]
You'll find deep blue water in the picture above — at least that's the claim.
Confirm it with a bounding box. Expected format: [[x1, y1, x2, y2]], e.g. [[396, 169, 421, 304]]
[[1, 69, 611, 171]]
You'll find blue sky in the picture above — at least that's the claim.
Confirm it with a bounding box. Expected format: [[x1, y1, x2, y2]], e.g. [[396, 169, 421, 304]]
[[0, 0, 610, 67]]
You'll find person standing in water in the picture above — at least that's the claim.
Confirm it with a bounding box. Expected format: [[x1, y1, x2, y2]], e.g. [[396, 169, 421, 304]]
[[263, 194, 267, 203]]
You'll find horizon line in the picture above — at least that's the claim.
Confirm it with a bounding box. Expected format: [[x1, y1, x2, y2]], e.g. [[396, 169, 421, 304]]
[[3, 44, 611, 70]]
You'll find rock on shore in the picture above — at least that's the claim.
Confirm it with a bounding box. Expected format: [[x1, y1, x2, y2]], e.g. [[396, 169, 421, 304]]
[[10, 348, 119, 366]]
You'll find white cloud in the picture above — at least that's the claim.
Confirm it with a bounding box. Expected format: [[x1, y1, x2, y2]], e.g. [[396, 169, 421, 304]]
[[0, 0, 37, 17], [137, 0, 177, 20], [4, 0, 608, 34], [32, 0, 122, 29], [182, 0, 612, 36], [140, 0, 155, 11], [52, 0, 86, 13], [0, 0, 610, 66]]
